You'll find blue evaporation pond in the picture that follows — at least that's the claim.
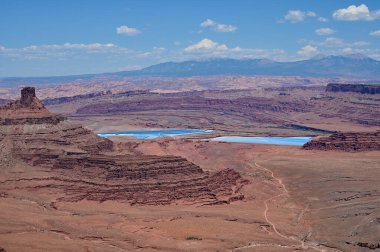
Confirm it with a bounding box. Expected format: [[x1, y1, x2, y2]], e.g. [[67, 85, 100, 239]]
[[97, 129, 212, 139], [212, 136, 312, 146]]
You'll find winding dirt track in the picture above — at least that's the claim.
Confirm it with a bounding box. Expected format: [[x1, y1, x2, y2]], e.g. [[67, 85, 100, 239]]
[[232, 158, 342, 252]]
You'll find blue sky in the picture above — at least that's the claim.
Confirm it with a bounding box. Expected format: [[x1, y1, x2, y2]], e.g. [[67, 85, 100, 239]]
[[1, 0, 380, 77]]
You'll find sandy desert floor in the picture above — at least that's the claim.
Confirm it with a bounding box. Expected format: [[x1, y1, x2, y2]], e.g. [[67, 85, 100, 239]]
[[1, 137, 379, 251]]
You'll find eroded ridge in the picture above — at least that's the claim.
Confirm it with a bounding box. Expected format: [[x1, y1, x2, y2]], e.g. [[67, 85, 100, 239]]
[[303, 131, 380, 151]]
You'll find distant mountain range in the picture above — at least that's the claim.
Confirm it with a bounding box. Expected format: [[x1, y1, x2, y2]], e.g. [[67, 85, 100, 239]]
[[132, 54, 380, 78], [1, 54, 380, 87]]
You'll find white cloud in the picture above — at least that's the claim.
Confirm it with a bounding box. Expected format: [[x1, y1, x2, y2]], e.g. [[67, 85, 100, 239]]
[[200, 19, 237, 32], [6, 43, 119, 52], [184, 38, 230, 52], [56, 43, 116, 50], [200, 19, 216, 27], [138, 47, 166, 58], [283, 10, 327, 23], [370, 30, 380, 36], [320, 37, 344, 47], [297, 45, 318, 57], [183, 38, 286, 60], [284, 10, 306, 23], [351, 41, 369, 47], [0, 43, 130, 60], [342, 47, 353, 54], [306, 37, 369, 48], [332, 4, 380, 21], [338, 47, 380, 59], [318, 17, 328, 22], [116, 25, 141, 36], [315, 28, 335, 36]]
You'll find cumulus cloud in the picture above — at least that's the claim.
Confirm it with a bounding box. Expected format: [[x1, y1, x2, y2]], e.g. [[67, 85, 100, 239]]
[[200, 19, 237, 32], [297, 45, 318, 57], [342, 47, 354, 54], [315, 28, 335, 36], [116, 25, 141, 36], [307, 11, 317, 17], [318, 17, 328, 22], [338, 47, 380, 59], [370, 30, 380, 36], [53, 43, 116, 50], [139, 47, 166, 58], [320, 37, 344, 47], [184, 38, 230, 52], [284, 10, 306, 23], [320, 37, 369, 47], [304, 37, 370, 50], [332, 4, 380, 21], [183, 38, 286, 60], [351, 41, 370, 47], [282, 10, 328, 23], [0, 43, 130, 60]]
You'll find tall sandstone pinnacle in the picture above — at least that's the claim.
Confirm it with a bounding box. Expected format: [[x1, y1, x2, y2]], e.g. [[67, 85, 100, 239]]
[[0, 87, 247, 205], [0, 87, 63, 124], [3, 86, 45, 111], [20, 86, 44, 108]]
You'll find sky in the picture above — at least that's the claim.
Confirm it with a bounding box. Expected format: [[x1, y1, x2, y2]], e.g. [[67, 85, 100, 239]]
[[1, 0, 380, 77]]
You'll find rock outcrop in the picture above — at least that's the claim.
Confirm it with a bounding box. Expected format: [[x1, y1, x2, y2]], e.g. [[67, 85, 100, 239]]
[[1, 87, 46, 111], [303, 131, 380, 151], [0, 86, 64, 125], [0, 87, 246, 205], [326, 83, 380, 94], [0, 99, 11, 106]]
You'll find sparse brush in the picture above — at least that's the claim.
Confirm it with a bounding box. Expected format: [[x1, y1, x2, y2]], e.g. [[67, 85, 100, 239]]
[[186, 236, 202, 241]]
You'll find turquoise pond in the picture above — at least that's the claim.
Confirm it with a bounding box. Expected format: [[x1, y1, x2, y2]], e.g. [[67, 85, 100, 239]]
[[97, 129, 311, 146], [97, 129, 212, 139], [211, 136, 312, 146]]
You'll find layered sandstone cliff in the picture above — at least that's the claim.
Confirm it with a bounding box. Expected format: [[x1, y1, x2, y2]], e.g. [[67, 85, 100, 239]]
[[303, 131, 380, 151], [0, 87, 246, 205]]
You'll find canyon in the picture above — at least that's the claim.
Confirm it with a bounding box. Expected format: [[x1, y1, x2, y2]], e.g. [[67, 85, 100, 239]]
[[0, 87, 246, 206], [0, 82, 379, 251], [2, 2, 380, 250], [40, 83, 380, 136]]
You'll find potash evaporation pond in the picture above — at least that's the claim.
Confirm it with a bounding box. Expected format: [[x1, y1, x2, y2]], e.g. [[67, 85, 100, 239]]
[[97, 129, 311, 146], [211, 136, 311, 146], [97, 129, 212, 139]]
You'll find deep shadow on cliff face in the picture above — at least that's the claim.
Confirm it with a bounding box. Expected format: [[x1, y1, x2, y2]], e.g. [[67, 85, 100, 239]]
[[0, 87, 247, 205], [326, 83, 380, 94]]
